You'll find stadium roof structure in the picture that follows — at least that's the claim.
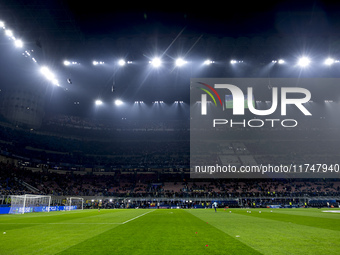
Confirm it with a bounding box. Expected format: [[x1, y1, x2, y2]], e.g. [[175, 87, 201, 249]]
[[1, 0, 340, 118]]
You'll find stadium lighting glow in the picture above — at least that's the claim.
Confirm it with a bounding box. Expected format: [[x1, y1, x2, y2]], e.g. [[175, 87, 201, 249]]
[[40, 66, 54, 80], [115, 99, 123, 106], [95, 99, 103, 106], [14, 39, 23, 48], [273, 59, 285, 64], [150, 58, 162, 68], [64, 60, 79, 66], [230, 60, 243, 64], [153, 100, 164, 104], [175, 58, 187, 67], [93, 61, 104, 66], [324, 58, 335, 66], [0, 21, 4, 28], [203, 60, 214, 65], [5, 29, 13, 37], [118, 59, 126, 66], [40, 66, 59, 86], [297, 57, 311, 67]]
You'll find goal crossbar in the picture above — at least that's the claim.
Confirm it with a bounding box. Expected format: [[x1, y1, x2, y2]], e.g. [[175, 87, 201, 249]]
[[9, 194, 51, 214], [66, 197, 83, 210]]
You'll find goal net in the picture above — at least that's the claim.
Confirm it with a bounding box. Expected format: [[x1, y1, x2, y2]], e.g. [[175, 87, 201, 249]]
[[9, 194, 51, 214], [65, 197, 83, 211]]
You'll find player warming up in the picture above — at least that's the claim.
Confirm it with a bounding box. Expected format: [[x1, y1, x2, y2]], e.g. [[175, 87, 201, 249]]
[[213, 201, 218, 212]]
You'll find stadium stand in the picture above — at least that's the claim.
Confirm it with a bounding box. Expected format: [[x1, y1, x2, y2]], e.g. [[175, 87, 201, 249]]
[[0, 113, 339, 209]]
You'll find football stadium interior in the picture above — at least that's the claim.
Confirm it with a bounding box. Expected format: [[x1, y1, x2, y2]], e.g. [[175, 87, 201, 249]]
[[0, 1, 339, 254]]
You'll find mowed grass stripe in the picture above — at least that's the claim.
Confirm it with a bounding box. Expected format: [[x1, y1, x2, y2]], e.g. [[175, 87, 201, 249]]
[[0, 209, 151, 225], [188, 208, 340, 255], [0, 209, 153, 255], [231, 208, 340, 231], [58, 209, 261, 255]]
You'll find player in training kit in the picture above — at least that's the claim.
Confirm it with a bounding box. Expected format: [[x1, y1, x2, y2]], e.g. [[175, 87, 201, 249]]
[[213, 202, 217, 212]]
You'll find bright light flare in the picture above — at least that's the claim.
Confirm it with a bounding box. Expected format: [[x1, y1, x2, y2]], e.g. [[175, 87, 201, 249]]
[[297, 57, 311, 67], [93, 61, 104, 66], [175, 58, 187, 67], [95, 99, 103, 106], [324, 58, 335, 66], [14, 39, 23, 48], [230, 60, 243, 64], [5, 29, 13, 37], [0, 21, 5, 28], [272, 59, 285, 64], [40, 66, 59, 86], [118, 59, 126, 66], [150, 58, 162, 68], [115, 99, 123, 106], [204, 60, 214, 65]]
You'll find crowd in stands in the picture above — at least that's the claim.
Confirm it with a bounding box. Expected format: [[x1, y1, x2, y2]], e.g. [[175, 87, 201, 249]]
[[0, 113, 340, 208], [1, 162, 339, 202]]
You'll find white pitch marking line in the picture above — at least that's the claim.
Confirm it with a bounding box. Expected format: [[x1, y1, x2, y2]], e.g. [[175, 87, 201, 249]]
[[122, 210, 154, 224], [0, 222, 123, 225], [0, 210, 155, 225]]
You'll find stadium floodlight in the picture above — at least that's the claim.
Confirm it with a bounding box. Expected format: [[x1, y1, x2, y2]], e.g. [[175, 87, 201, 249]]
[[93, 60, 104, 66], [40, 66, 53, 79], [204, 59, 214, 65], [118, 59, 126, 66], [95, 99, 103, 106], [175, 58, 187, 67], [115, 99, 123, 106], [272, 59, 285, 64], [14, 39, 23, 48], [64, 60, 79, 66], [230, 60, 243, 64], [324, 58, 335, 66], [150, 57, 162, 68], [40, 66, 59, 85], [5, 29, 13, 37], [297, 57, 311, 67]]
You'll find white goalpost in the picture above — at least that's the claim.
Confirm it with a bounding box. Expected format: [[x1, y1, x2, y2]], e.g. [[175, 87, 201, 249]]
[[9, 194, 51, 214], [66, 197, 83, 211]]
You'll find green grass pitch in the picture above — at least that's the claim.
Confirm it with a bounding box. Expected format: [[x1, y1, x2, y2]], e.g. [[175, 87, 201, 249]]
[[0, 208, 339, 254]]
